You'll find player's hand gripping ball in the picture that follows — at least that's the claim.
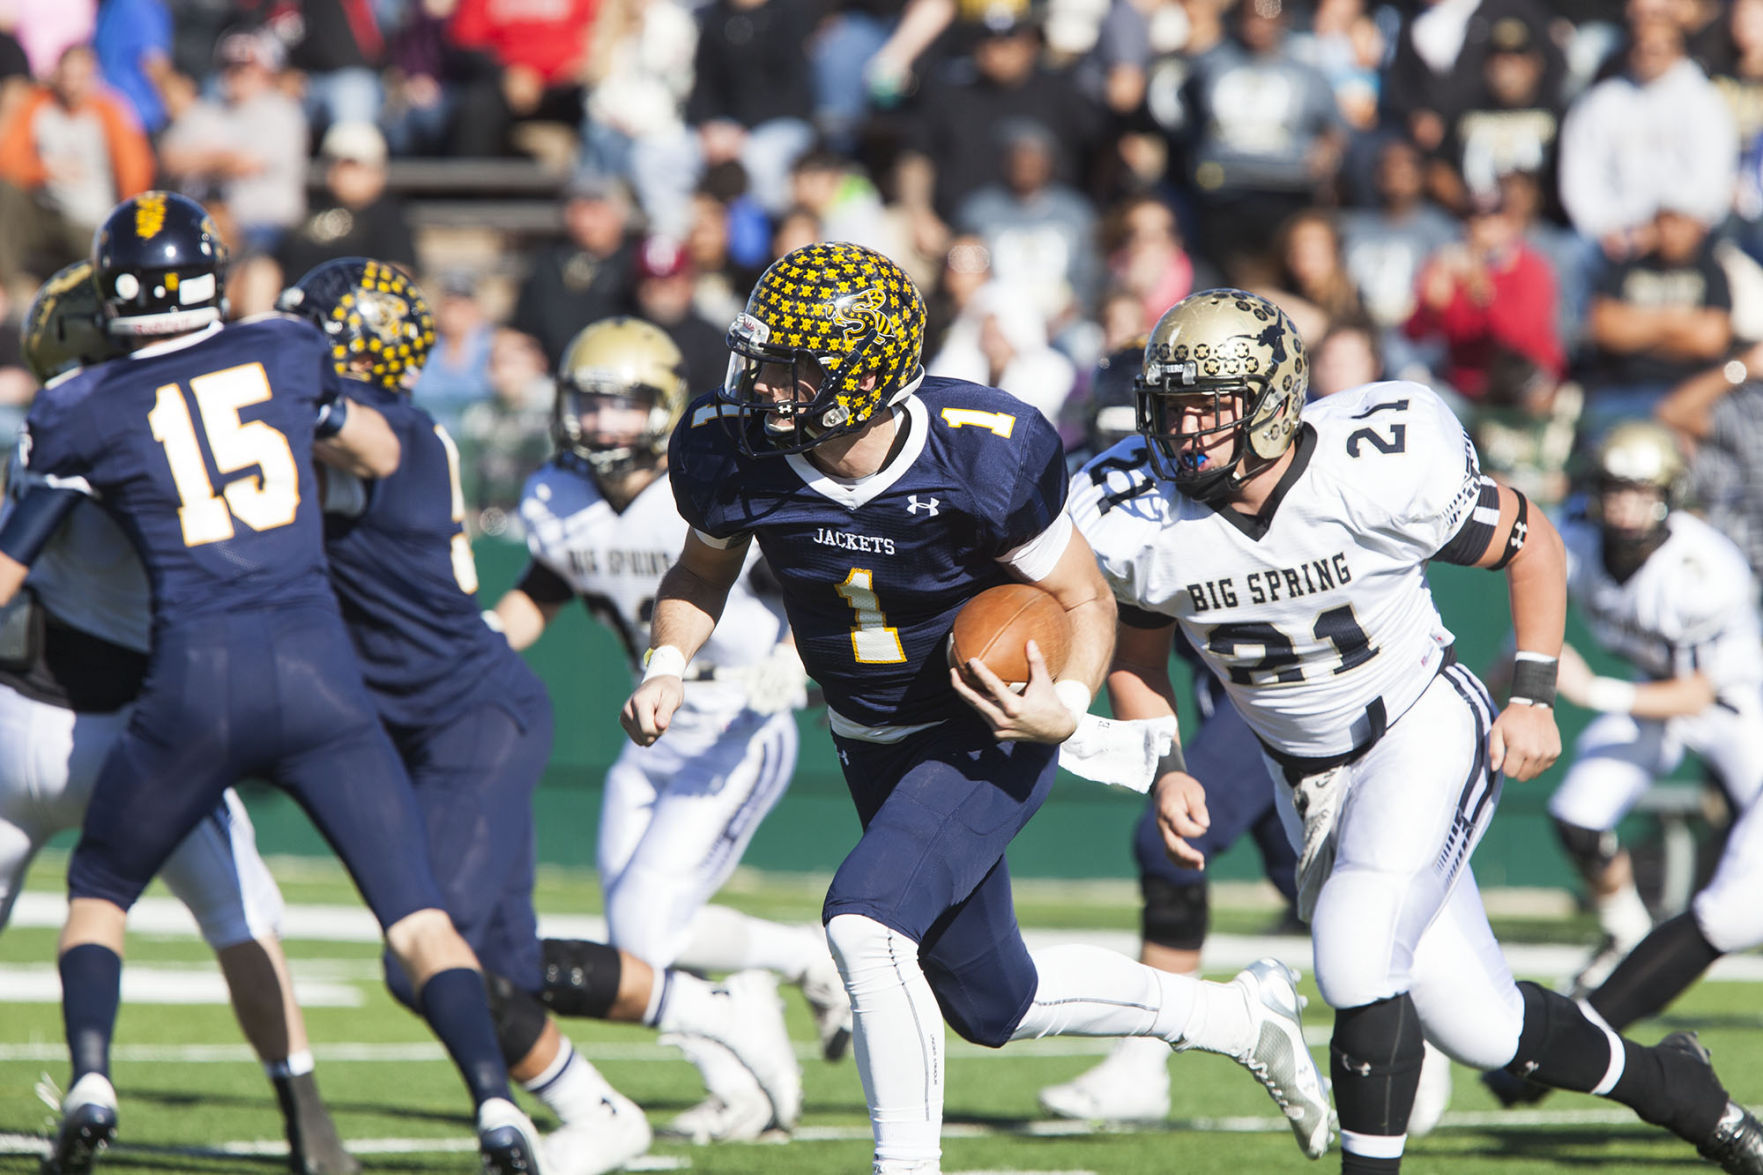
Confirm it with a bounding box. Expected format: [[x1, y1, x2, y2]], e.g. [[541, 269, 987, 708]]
[[948, 584, 1071, 691]]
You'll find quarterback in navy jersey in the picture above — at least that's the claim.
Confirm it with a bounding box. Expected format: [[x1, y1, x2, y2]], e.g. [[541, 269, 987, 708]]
[[626, 243, 1333, 1172], [0, 196, 546, 1175]]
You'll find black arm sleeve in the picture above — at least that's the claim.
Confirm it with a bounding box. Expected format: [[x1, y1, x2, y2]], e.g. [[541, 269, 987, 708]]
[[516, 560, 577, 608], [1434, 476, 1503, 566]]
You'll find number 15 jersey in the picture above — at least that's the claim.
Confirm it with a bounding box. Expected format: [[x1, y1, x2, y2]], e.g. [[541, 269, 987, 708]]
[[1070, 382, 1500, 759]]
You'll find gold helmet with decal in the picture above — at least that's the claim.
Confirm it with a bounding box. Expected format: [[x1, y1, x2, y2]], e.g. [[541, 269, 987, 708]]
[[720, 242, 926, 455], [1136, 289, 1307, 501], [1589, 420, 1684, 548], [22, 261, 116, 383], [554, 317, 688, 479]]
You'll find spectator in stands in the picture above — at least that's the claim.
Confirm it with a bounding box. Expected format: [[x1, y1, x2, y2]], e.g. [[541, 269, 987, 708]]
[[6, 0, 94, 78], [0, 43, 152, 286], [1498, 166, 1595, 356], [448, 0, 595, 157], [462, 326, 555, 534], [956, 118, 1099, 328], [682, 184, 745, 327], [274, 123, 416, 287], [1338, 137, 1457, 375], [413, 271, 495, 437], [1433, 15, 1566, 215], [1584, 195, 1733, 439], [1309, 319, 1384, 397], [1473, 349, 1581, 508], [1102, 193, 1215, 341], [93, 0, 172, 134], [895, 0, 1102, 263], [769, 204, 822, 260], [1405, 184, 1562, 405], [1720, 0, 1763, 264], [380, 0, 456, 157], [1559, 5, 1735, 257], [270, 0, 387, 131], [811, 0, 907, 151], [632, 235, 727, 392], [1287, 0, 1383, 131], [684, 0, 817, 219], [923, 233, 993, 359], [158, 30, 306, 255], [928, 279, 1075, 422], [1267, 209, 1363, 331], [1657, 339, 1763, 580], [1180, 0, 1344, 281], [789, 148, 891, 253], [579, 0, 698, 233], [512, 171, 638, 370]]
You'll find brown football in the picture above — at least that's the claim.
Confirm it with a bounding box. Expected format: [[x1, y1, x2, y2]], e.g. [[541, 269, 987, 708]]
[[948, 583, 1071, 689]]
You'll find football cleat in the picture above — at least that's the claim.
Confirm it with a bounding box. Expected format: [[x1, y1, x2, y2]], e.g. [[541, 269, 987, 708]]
[[541, 1086, 652, 1175], [698, 970, 803, 1131], [41, 1073, 117, 1175], [659, 1034, 777, 1143], [274, 1070, 361, 1175], [1407, 1041, 1452, 1137], [799, 956, 854, 1063], [1038, 1036, 1171, 1122], [1480, 1065, 1552, 1108], [1208, 958, 1334, 1160], [1658, 1032, 1763, 1175], [477, 1097, 544, 1175]]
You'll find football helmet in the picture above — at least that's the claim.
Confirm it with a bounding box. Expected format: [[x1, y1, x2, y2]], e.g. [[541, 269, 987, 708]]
[[1136, 289, 1307, 501], [277, 258, 436, 392], [1588, 419, 1683, 555], [92, 191, 228, 337], [719, 242, 926, 456], [22, 260, 117, 383], [553, 317, 688, 479], [1084, 338, 1147, 455]]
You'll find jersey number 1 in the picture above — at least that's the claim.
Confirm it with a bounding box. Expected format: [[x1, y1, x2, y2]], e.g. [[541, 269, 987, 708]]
[[836, 569, 906, 663], [148, 364, 300, 548]]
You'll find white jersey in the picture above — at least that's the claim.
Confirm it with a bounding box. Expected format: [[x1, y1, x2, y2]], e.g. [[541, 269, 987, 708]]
[[1562, 511, 1763, 694], [519, 460, 788, 719], [1071, 382, 1490, 759]]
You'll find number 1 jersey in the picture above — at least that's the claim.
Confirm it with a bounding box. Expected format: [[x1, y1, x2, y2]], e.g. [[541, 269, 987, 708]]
[[20, 316, 336, 628]]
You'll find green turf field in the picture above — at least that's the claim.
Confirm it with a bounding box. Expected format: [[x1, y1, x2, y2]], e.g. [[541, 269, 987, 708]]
[[3, 855, 1760, 1174]]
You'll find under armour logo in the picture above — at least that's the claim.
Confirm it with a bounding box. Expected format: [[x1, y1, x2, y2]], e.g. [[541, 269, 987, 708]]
[[907, 495, 940, 516], [838, 748, 850, 765], [1513, 519, 1528, 544]]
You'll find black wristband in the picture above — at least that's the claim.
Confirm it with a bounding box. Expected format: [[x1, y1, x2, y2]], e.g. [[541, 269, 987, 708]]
[[1162, 738, 1188, 776], [1510, 655, 1557, 708]]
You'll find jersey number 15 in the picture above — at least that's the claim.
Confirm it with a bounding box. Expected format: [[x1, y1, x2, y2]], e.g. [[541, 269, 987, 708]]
[[149, 363, 300, 548]]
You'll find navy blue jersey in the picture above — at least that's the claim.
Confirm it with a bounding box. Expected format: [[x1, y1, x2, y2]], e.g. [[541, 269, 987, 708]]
[[322, 384, 522, 728], [20, 317, 337, 631], [669, 378, 1067, 727]]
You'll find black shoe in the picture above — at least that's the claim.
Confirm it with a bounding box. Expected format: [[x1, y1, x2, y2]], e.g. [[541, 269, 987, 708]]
[[1480, 1066, 1553, 1108], [41, 1076, 118, 1175], [275, 1071, 361, 1175], [1657, 1031, 1763, 1175]]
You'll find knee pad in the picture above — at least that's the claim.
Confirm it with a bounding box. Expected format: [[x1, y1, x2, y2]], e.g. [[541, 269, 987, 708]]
[[1553, 818, 1620, 878], [1140, 875, 1209, 953], [537, 938, 623, 1020], [1330, 994, 1424, 1137], [485, 970, 549, 1066]]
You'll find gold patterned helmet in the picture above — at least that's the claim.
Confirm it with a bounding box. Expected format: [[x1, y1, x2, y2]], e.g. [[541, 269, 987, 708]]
[[277, 258, 436, 392], [1589, 420, 1684, 548], [22, 261, 116, 383], [554, 317, 688, 480], [1136, 289, 1307, 501], [720, 242, 926, 455]]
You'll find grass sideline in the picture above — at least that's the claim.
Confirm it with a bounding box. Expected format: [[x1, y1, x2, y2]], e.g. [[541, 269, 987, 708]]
[[2, 854, 1759, 1174]]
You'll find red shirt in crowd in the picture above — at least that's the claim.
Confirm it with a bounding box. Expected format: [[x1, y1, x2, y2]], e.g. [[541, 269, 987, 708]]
[[1404, 244, 1563, 401], [449, 0, 597, 85]]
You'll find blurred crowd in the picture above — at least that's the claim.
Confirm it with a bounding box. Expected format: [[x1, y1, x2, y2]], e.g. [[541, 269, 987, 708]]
[[2, 0, 1763, 571]]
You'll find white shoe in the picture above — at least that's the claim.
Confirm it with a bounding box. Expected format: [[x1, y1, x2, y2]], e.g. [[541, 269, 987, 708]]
[[45, 1073, 118, 1175], [1407, 1042, 1452, 1138], [541, 1086, 651, 1175], [477, 1096, 544, 1175], [660, 1034, 778, 1142], [799, 956, 854, 1062], [1567, 930, 1646, 1000], [1220, 958, 1334, 1160], [700, 970, 803, 1131], [1039, 1037, 1171, 1122]]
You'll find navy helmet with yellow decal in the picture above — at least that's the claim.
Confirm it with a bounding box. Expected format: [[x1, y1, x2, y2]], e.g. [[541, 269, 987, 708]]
[[92, 191, 228, 338], [277, 258, 437, 393], [719, 241, 926, 456]]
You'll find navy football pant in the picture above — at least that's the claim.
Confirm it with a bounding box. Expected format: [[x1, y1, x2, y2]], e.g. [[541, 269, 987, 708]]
[[382, 667, 553, 1007], [825, 715, 1057, 1047], [1133, 695, 1297, 898], [70, 607, 444, 929]]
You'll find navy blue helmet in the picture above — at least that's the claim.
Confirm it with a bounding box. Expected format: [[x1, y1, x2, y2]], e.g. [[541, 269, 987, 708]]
[[92, 191, 228, 338], [278, 258, 437, 392]]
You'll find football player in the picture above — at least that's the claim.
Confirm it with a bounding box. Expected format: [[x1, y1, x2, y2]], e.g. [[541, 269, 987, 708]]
[[1543, 422, 1763, 996], [1068, 287, 1763, 1175], [1484, 421, 1763, 1108], [623, 243, 1334, 1174], [492, 316, 844, 1142], [286, 264, 805, 1169], [0, 193, 544, 1175], [0, 262, 358, 1175]]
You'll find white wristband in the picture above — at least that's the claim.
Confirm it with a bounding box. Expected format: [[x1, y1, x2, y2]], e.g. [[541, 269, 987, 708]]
[[642, 644, 688, 682], [1583, 676, 1638, 714], [1053, 678, 1093, 724]]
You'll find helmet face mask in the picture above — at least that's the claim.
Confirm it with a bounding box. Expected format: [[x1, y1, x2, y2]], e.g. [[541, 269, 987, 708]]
[[717, 243, 926, 458], [1135, 289, 1306, 502], [554, 317, 687, 482], [277, 258, 435, 393]]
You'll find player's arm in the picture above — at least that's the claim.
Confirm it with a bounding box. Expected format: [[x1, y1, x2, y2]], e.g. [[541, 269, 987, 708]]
[[1474, 482, 1566, 781], [0, 485, 84, 606], [492, 561, 574, 652], [620, 528, 750, 746], [1108, 617, 1212, 869], [1554, 641, 1715, 720], [314, 398, 401, 479]]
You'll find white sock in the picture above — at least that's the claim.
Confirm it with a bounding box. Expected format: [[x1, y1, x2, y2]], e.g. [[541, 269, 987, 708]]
[[263, 1049, 314, 1080], [1101, 1033, 1177, 1080], [651, 969, 718, 1034], [521, 1039, 613, 1126], [1010, 945, 1199, 1041], [826, 914, 944, 1168], [1175, 975, 1256, 1058], [676, 905, 826, 982], [1596, 884, 1652, 945]]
